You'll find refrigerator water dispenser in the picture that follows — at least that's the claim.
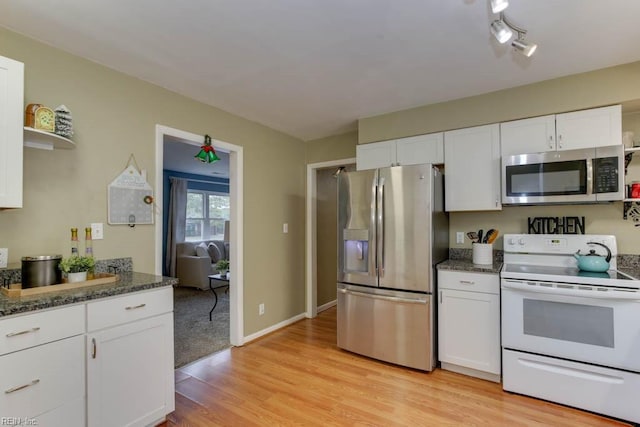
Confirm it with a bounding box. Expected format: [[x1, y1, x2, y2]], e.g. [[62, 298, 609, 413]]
[[343, 229, 369, 273]]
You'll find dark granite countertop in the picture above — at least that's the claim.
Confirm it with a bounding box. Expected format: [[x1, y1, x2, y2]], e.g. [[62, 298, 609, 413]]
[[0, 271, 177, 318], [618, 266, 640, 280], [437, 259, 502, 274]]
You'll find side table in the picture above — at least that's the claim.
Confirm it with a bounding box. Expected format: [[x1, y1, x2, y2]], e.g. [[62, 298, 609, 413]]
[[208, 274, 230, 321]]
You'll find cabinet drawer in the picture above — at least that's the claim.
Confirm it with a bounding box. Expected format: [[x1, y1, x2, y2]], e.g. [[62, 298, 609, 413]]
[[87, 287, 173, 331], [0, 304, 85, 356], [0, 334, 84, 418], [34, 397, 85, 427], [438, 270, 499, 294]]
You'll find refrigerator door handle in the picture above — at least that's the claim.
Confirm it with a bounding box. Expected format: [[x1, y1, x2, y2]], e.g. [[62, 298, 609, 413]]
[[338, 288, 428, 304], [377, 178, 385, 278]]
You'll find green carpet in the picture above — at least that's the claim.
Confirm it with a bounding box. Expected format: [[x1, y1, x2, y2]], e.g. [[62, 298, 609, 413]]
[[173, 286, 231, 368]]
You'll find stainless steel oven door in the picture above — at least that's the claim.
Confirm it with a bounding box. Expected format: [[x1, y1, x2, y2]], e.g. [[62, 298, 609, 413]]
[[501, 279, 640, 372]]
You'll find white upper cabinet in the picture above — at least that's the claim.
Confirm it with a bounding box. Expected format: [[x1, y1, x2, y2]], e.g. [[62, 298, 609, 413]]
[[500, 115, 555, 157], [0, 55, 24, 208], [556, 105, 622, 151], [444, 124, 501, 211], [501, 105, 622, 157], [356, 133, 444, 170]]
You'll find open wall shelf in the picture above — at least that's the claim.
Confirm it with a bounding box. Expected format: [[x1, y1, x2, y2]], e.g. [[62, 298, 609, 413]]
[[23, 126, 75, 150]]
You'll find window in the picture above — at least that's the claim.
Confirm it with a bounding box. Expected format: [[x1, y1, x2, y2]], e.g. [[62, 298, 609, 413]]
[[186, 190, 230, 241]]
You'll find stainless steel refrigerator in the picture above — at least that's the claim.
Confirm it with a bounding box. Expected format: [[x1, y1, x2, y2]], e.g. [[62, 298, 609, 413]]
[[336, 164, 448, 371]]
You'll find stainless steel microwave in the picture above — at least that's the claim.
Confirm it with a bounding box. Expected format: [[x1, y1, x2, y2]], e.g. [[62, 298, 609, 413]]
[[502, 145, 624, 205]]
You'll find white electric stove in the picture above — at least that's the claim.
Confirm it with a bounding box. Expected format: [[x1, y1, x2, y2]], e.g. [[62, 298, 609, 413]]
[[501, 234, 640, 424]]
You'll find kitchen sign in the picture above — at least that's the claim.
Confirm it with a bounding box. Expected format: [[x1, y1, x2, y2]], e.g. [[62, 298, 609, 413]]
[[528, 216, 585, 234]]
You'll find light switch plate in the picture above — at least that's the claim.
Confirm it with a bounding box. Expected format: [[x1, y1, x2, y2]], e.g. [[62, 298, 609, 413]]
[[283, 223, 288, 233], [456, 232, 464, 244], [91, 223, 104, 240], [0, 248, 8, 268]]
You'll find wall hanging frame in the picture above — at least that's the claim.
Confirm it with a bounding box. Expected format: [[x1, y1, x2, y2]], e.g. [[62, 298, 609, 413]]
[[108, 154, 154, 226]]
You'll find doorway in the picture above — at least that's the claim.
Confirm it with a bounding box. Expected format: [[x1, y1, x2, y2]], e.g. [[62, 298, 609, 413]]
[[305, 158, 356, 318], [154, 125, 244, 347]]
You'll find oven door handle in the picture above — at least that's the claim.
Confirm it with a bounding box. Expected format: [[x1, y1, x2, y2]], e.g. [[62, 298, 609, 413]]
[[502, 280, 640, 301]]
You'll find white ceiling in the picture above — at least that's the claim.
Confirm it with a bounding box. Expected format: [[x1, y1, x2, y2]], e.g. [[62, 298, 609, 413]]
[[2, 1, 640, 141]]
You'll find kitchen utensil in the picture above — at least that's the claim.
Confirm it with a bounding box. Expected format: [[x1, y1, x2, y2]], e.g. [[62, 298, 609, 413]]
[[476, 229, 483, 245], [466, 231, 478, 242], [573, 242, 611, 272], [632, 182, 640, 199], [483, 229, 495, 243], [487, 229, 499, 244], [21, 255, 63, 288]]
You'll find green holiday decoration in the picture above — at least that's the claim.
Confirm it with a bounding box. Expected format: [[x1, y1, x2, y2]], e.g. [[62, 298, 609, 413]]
[[195, 134, 221, 163]]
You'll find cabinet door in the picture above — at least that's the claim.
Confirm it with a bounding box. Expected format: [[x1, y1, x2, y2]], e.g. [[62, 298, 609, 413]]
[[444, 124, 501, 211], [0, 55, 24, 208], [396, 133, 444, 165], [500, 115, 556, 157], [87, 313, 174, 427], [556, 105, 622, 151], [438, 288, 500, 374], [356, 140, 396, 170]]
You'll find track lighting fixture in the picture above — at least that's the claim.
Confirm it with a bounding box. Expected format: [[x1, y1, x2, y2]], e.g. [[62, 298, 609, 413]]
[[512, 36, 537, 57], [490, 0, 509, 14], [490, 11, 537, 57], [490, 18, 513, 44]]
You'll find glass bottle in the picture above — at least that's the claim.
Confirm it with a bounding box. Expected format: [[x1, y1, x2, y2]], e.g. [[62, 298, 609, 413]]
[[85, 227, 93, 257], [70, 228, 79, 256]]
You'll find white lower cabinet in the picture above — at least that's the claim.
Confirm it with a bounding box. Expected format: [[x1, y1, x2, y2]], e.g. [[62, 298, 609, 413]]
[[438, 270, 500, 382], [87, 288, 175, 427], [0, 286, 174, 427], [0, 333, 85, 424]]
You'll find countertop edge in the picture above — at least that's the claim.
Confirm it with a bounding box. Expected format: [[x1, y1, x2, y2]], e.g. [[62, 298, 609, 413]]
[[0, 272, 178, 318], [437, 259, 502, 274]]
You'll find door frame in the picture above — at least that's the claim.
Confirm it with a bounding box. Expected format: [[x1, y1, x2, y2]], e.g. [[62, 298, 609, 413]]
[[305, 158, 356, 318], [155, 125, 244, 346]]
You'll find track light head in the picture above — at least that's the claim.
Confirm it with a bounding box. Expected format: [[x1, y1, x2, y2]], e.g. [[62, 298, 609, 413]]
[[512, 37, 537, 57], [490, 19, 513, 44], [490, 0, 509, 14]]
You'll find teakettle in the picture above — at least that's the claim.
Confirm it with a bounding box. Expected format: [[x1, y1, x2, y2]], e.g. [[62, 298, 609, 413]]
[[573, 242, 612, 273]]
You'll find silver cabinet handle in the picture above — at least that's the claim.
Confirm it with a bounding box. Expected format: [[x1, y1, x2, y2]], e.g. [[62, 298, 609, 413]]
[[5, 379, 40, 394], [549, 135, 554, 149], [459, 280, 475, 285], [6, 327, 40, 337], [92, 338, 97, 359], [125, 303, 146, 310], [558, 134, 563, 149], [440, 290, 442, 304]]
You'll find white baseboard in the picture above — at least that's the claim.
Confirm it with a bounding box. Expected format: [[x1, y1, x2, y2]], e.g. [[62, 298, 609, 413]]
[[317, 299, 336, 313], [243, 312, 306, 344]]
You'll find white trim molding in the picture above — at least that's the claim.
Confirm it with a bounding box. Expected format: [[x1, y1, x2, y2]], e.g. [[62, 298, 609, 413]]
[[317, 300, 337, 313], [305, 157, 356, 319], [155, 125, 245, 346], [243, 313, 306, 344]]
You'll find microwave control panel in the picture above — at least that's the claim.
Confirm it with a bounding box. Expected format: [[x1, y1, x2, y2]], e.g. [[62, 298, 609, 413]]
[[593, 156, 619, 193]]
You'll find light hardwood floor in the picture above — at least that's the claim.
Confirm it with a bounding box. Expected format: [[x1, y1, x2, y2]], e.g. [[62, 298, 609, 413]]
[[167, 307, 630, 426]]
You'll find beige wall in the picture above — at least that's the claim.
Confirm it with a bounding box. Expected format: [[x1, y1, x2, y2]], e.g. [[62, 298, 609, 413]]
[[359, 61, 640, 143], [358, 61, 640, 255], [0, 28, 305, 336], [315, 168, 338, 306], [306, 131, 357, 164]]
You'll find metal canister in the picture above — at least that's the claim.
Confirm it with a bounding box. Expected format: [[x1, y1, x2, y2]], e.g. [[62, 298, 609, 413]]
[[21, 255, 63, 288]]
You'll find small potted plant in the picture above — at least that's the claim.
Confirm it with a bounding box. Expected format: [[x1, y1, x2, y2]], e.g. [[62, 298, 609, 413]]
[[215, 259, 229, 277], [59, 255, 95, 283]]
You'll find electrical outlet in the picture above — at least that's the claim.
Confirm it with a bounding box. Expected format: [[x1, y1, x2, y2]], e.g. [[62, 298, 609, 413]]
[[0, 248, 8, 268], [283, 223, 288, 234], [259, 303, 265, 316], [456, 232, 464, 244], [91, 223, 104, 240]]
